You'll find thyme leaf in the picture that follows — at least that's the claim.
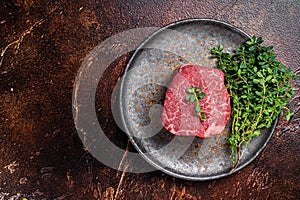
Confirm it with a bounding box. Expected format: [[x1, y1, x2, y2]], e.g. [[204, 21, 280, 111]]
[[211, 36, 297, 165]]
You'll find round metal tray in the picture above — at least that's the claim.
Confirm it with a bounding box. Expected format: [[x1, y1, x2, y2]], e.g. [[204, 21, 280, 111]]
[[119, 18, 277, 180]]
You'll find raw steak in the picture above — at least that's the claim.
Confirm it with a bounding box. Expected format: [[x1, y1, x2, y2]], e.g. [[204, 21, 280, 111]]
[[161, 64, 230, 138]]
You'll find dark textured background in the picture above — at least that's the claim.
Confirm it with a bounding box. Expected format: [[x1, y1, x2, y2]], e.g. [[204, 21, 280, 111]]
[[0, 0, 299, 199]]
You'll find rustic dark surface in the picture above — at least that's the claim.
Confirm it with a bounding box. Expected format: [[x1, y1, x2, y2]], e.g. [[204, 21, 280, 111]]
[[0, 0, 299, 199]]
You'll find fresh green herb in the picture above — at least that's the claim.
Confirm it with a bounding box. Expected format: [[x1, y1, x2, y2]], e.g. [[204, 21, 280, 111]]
[[211, 36, 296, 165], [186, 86, 207, 120]]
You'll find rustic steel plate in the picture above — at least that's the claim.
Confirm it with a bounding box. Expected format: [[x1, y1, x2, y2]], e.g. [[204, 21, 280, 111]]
[[119, 19, 277, 180]]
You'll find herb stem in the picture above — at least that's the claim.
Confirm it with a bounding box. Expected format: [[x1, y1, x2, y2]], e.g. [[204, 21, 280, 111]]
[[185, 86, 206, 120]]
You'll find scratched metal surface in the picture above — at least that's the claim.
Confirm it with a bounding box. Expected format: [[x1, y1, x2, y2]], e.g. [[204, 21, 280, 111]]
[[0, 0, 299, 199]]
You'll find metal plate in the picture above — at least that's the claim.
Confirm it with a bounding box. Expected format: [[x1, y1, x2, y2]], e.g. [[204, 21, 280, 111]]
[[119, 19, 277, 180]]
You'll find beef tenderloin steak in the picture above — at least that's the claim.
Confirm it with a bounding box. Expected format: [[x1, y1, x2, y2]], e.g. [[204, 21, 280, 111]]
[[161, 64, 230, 138]]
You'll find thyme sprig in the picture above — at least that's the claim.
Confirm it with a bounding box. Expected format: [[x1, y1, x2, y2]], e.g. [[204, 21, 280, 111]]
[[186, 86, 207, 120], [211, 36, 296, 165]]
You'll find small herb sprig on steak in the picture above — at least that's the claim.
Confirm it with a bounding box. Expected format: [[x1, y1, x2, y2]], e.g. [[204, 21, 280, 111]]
[[211, 36, 296, 164], [186, 86, 207, 121]]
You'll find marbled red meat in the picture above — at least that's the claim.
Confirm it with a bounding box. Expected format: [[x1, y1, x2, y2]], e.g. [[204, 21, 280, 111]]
[[161, 64, 230, 138]]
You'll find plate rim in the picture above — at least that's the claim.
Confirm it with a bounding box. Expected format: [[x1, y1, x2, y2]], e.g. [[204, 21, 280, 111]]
[[119, 18, 277, 181]]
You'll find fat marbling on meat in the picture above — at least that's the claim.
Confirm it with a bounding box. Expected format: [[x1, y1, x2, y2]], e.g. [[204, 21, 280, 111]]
[[161, 64, 230, 138]]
